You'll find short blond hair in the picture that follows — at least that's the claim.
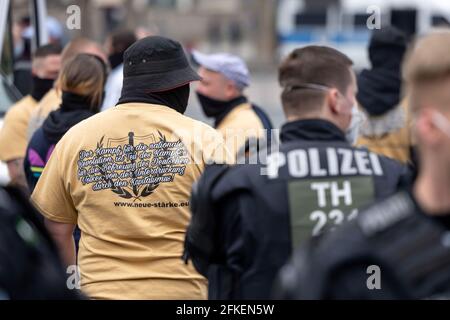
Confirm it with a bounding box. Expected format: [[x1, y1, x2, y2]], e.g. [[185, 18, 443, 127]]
[[61, 37, 105, 65], [403, 29, 450, 113], [403, 30, 450, 83]]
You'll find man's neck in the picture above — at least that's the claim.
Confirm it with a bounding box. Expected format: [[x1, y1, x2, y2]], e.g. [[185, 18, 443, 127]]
[[414, 169, 450, 215], [286, 114, 344, 130]]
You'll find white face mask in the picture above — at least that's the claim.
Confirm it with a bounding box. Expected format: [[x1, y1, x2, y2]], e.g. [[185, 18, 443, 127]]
[[346, 104, 366, 145], [432, 111, 450, 139]]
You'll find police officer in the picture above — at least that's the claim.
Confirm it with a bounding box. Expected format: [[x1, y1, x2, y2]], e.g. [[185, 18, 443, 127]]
[[276, 31, 450, 300], [184, 45, 411, 299], [192, 51, 273, 158]]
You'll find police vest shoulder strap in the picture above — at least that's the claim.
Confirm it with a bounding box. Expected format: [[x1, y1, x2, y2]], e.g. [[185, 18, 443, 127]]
[[237, 104, 274, 159], [251, 104, 273, 131]]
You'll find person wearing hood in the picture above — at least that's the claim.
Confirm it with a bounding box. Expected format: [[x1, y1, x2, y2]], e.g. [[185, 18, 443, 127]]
[[24, 54, 107, 192], [30, 36, 231, 299], [101, 30, 137, 111], [192, 51, 273, 159], [356, 26, 413, 164], [0, 43, 62, 190]]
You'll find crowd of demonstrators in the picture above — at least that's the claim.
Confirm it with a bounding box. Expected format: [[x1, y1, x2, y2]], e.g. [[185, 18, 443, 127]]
[[1, 20, 450, 301], [192, 51, 272, 158], [0, 44, 62, 190], [356, 26, 414, 165], [276, 30, 450, 300], [184, 46, 411, 299]]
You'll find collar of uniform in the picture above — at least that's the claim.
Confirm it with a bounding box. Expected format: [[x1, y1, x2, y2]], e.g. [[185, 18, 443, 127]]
[[114, 102, 180, 114], [280, 119, 347, 143], [215, 96, 248, 127]]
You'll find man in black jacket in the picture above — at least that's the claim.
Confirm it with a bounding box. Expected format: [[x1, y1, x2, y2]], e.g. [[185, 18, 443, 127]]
[[184, 46, 411, 299], [276, 31, 450, 300]]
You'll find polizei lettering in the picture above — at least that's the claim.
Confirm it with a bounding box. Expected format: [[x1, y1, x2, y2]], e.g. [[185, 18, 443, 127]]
[[265, 147, 383, 179]]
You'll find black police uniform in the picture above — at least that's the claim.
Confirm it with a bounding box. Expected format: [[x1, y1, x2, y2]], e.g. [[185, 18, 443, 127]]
[[276, 189, 450, 299], [0, 186, 80, 299], [184, 119, 411, 300]]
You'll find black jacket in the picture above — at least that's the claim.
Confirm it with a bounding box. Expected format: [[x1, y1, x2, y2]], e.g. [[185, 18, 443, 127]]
[[276, 189, 450, 299], [0, 186, 81, 299], [184, 119, 411, 299]]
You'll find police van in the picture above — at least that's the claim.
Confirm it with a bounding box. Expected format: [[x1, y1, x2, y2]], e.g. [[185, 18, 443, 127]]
[[277, 0, 450, 69], [0, 0, 49, 184]]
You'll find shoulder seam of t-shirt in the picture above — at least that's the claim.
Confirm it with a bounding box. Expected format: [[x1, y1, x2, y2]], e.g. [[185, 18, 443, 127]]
[[30, 196, 77, 224]]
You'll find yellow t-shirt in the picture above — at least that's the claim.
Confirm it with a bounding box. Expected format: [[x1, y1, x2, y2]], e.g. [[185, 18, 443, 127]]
[[31, 103, 231, 300], [217, 102, 265, 157], [27, 88, 61, 139], [0, 95, 37, 161], [356, 99, 413, 164]]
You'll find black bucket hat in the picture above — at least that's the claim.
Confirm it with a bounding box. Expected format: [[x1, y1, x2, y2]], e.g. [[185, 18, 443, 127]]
[[122, 36, 201, 93]]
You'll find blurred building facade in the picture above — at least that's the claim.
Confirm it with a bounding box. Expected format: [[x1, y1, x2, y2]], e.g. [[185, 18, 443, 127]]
[[12, 0, 278, 68]]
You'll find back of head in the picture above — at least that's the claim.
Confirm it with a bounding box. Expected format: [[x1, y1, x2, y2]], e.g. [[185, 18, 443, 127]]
[[403, 29, 450, 114], [111, 30, 137, 55], [33, 43, 63, 59], [279, 46, 353, 119], [107, 30, 137, 69], [32, 43, 63, 78], [118, 36, 201, 113], [61, 37, 107, 65], [56, 54, 107, 112], [402, 29, 450, 166], [369, 26, 408, 70]]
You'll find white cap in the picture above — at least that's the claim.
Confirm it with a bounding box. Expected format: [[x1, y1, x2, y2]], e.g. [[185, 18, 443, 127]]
[[192, 50, 250, 90]]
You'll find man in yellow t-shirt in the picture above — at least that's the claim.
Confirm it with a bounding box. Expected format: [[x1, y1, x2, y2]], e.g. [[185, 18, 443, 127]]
[[192, 51, 273, 159], [0, 44, 62, 187], [31, 36, 231, 300]]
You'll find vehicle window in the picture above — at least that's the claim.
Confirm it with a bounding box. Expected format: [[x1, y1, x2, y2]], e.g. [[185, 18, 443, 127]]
[[1, 9, 19, 116], [295, 11, 327, 27], [432, 14, 450, 27]]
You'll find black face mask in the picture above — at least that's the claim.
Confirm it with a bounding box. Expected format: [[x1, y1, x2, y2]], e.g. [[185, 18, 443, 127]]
[[118, 82, 191, 114], [31, 76, 54, 101], [108, 52, 124, 70], [196, 92, 247, 125], [147, 84, 190, 114]]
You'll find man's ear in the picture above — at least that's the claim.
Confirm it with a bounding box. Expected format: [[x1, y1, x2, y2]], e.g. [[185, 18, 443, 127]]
[[326, 88, 340, 115], [417, 109, 441, 146], [225, 81, 238, 99], [31, 58, 41, 77]]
